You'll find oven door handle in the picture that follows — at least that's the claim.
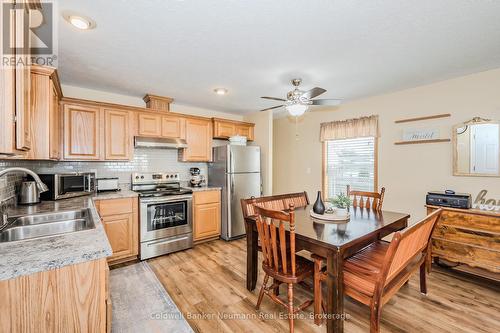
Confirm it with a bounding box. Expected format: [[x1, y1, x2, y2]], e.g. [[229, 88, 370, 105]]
[[146, 236, 190, 247]]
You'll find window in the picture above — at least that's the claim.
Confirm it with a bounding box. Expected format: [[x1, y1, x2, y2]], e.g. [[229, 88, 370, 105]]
[[323, 137, 377, 199]]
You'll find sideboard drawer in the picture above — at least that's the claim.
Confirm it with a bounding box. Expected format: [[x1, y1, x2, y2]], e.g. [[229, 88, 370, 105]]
[[440, 210, 500, 233], [433, 224, 500, 251], [432, 238, 500, 272]]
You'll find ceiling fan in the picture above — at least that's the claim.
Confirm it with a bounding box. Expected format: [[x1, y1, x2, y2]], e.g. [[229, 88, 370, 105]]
[[260, 78, 342, 116]]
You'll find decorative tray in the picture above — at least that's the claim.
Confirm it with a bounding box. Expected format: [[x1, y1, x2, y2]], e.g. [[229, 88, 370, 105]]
[[309, 210, 350, 222]]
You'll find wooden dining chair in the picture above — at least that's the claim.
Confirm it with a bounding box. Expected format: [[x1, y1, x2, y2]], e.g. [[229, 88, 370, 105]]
[[347, 185, 386, 210], [253, 203, 314, 333], [310, 186, 386, 323], [313, 209, 442, 332]]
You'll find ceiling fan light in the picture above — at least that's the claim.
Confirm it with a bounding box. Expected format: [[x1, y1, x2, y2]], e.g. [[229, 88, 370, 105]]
[[286, 104, 308, 117]]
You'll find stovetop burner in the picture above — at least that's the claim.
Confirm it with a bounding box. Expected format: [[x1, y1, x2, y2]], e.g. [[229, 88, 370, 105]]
[[131, 172, 193, 198]]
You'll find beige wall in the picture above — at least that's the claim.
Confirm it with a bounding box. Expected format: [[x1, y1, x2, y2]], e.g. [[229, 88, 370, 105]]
[[244, 111, 273, 195], [274, 68, 500, 221], [61, 84, 244, 121]]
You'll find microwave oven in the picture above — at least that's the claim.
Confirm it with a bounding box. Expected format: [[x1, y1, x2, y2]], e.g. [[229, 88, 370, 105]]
[[38, 172, 96, 200]]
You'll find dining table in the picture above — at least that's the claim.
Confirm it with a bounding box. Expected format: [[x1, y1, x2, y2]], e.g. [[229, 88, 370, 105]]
[[244, 205, 410, 333]]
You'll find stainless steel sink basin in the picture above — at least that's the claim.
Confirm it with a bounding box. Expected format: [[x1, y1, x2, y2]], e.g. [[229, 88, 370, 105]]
[[0, 209, 95, 242]]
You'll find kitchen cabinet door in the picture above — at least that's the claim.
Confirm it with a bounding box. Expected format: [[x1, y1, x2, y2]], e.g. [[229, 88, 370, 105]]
[[162, 115, 185, 139], [138, 112, 161, 137], [193, 190, 221, 242], [104, 108, 131, 160], [102, 213, 136, 259], [49, 82, 60, 159], [214, 120, 235, 139], [235, 125, 254, 141], [96, 197, 139, 265], [194, 203, 221, 241], [182, 118, 212, 162], [29, 66, 61, 160], [14, 5, 31, 151], [63, 103, 102, 160]]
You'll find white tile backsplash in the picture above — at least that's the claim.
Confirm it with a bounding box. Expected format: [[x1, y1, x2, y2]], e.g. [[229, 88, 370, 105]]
[[0, 148, 209, 200]]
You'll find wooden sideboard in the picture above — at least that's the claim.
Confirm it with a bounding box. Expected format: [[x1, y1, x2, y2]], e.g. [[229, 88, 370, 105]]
[[426, 205, 500, 273]]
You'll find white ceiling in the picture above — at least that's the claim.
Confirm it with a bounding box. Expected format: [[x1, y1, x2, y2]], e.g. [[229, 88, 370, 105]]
[[57, 0, 500, 114]]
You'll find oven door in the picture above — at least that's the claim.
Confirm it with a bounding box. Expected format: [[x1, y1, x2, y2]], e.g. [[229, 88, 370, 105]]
[[140, 195, 193, 242]]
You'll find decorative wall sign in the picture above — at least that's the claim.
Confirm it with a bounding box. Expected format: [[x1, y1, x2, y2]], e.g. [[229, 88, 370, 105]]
[[402, 128, 440, 141], [473, 189, 500, 211]]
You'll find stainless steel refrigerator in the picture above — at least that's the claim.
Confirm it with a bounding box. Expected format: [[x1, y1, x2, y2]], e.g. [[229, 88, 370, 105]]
[[208, 145, 261, 240]]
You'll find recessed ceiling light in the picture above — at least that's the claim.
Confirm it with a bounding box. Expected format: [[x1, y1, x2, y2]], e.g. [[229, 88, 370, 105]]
[[214, 88, 228, 95], [63, 13, 96, 30]]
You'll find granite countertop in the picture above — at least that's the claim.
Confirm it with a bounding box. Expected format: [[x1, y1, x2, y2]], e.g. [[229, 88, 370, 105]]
[[0, 195, 113, 281], [93, 189, 138, 200], [186, 186, 222, 192]]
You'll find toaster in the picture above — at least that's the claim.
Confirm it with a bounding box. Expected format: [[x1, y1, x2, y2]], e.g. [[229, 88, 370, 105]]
[[96, 177, 120, 192]]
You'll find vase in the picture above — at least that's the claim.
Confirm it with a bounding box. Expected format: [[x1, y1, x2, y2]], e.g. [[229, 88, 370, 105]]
[[313, 191, 325, 215]]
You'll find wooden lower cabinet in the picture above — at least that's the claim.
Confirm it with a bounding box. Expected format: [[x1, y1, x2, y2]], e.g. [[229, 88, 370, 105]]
[[0, 258, 109, 333], [95, 197, 139, 265], [193, 190, 221, 242], [427, 205, 500, 273]]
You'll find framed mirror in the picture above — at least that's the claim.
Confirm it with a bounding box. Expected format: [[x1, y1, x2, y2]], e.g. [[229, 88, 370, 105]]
[[453, 117, 500, 177]]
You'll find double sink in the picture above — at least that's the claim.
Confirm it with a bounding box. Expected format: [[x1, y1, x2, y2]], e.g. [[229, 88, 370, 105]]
[[0, 209, 96, 243]]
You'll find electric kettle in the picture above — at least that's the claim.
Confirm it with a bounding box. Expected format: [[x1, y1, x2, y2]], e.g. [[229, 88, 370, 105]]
[[19, 181, 41, 205]]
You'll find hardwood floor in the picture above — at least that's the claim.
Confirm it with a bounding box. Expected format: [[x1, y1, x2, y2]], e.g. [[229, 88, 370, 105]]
[[148, 239, 500, 333]]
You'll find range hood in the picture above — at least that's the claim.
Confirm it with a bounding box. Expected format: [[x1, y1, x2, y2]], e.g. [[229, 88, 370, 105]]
[[134, 136, 188, 149]]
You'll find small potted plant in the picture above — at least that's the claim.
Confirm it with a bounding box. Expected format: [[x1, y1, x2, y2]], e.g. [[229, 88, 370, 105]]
[[329, 192, 352, 218]]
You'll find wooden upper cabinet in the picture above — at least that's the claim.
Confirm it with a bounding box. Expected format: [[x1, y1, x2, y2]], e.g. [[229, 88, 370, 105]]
[[181, 118, 212, 162], [14, 4, 31, 151], [214, 121, 235, 138], [236, 124, 254, 140], [162, 115, 185, 139], [63, 103, 101, 160], [104, 108, 131, 160], [137, 113, 161, 137], [49, 82, 60, 159], [28, 65, 61, 160], [212, 118, 255, 141]]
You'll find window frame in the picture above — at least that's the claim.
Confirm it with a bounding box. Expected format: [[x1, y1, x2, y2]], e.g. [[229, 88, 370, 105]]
[[322, 137, 379, 200]]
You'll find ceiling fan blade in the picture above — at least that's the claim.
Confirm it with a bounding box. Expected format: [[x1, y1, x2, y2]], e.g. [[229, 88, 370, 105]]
[[260, 105, 283, 112], [301, 87, 326, 99], [261, 96, 286, 102], [311, 99, 342, 106]]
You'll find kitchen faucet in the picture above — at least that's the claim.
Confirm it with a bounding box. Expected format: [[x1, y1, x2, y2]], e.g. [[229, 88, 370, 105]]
[[0, 167, 49, 228]]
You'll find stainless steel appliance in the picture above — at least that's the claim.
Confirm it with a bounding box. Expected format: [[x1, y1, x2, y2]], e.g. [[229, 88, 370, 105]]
[[208, 145, 261, 240], [38, 172, 95, 201], [18, 181, 41, 205], [96, 177, 120, 192], [132, 172, 193, 260], [189, 167, 205, 187], [134, 136, 188, 149]]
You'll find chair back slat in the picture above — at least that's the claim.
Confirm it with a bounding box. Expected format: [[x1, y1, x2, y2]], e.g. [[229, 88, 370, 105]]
[[347, 185, 386, 210], [383, 209, 442, 283], [254, 203, 297, 277], [241, 192, 309, 221]]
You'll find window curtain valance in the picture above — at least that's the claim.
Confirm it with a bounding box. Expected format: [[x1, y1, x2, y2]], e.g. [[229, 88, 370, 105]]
[[320, 115, 379, 141]]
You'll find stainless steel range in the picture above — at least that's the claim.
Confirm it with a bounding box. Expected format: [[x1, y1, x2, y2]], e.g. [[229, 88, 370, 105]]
[[132, 172, 193, 260]]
